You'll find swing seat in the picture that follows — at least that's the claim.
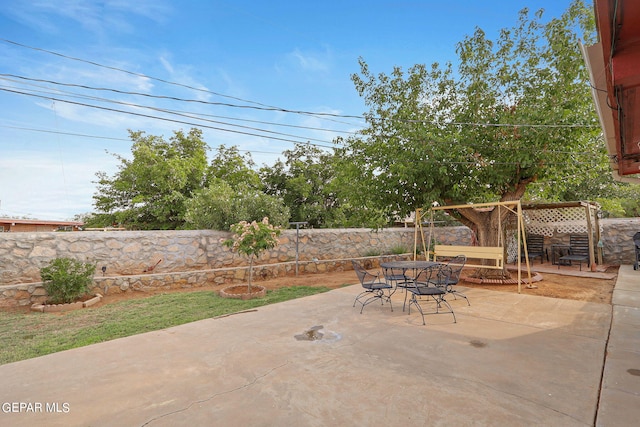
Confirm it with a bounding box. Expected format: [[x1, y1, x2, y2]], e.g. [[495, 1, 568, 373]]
[[434, 245, 504, 269]]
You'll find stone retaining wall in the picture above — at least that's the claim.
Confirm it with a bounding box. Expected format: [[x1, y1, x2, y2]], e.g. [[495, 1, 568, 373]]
[[1, 255, 411, 307], [1, 218, 638, 307], [0, 226, 473, 286]]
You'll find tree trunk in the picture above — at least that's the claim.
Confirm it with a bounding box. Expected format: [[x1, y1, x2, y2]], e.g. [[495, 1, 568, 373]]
[[446, 182, 530, 280], [248, 255, 254, 293]]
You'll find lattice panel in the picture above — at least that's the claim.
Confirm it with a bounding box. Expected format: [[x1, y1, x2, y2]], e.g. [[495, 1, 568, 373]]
[[504, 205, 601, 263], [523, 207, 601, 236]]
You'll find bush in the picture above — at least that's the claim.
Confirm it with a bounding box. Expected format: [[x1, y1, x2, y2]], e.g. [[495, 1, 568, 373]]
[[184, 180, 290, 230], [223, 218, 281, 292], [364, 249, 381, 257], [389, 245, 409, 255], [40, 258, 97, 304]]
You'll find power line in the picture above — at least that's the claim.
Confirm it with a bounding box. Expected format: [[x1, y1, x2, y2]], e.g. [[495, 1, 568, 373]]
[[1, 77, 607, 158], [0, 39, 366, 124], [0, 124, 287, 157], [0, 72, 366, 119], [0, 74, 357, 134], [427, 120, 599, 129], [0, 121, 605, 161], [1, 76, 606, 160], [0, 124, 129, 141], [0, 87, 338, 149], [1, 39, 599, 130], [0, 84, 339, 146]]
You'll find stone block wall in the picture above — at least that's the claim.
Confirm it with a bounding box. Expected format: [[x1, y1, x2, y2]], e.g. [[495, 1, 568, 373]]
[[0, 228, 420, 286], [596, 218, 640, 263], [0, 218, 637, 307]]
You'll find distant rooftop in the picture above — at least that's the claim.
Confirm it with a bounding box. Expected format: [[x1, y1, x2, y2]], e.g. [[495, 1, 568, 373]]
[[0, 218, 83, 232]]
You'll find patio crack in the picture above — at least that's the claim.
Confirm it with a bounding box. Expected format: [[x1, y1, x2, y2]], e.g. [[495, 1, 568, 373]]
[[139, 361, 290, 426]]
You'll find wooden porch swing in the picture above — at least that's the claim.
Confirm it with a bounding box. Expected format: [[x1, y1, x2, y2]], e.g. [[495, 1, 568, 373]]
[[413, 201, 534, 293]]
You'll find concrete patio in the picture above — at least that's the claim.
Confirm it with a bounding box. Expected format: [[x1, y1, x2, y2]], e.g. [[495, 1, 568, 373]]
[[0, 265, 637, 426]]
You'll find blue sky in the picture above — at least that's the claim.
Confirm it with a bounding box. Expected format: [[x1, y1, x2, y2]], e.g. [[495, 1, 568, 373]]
[[0, 0, 580, 220]]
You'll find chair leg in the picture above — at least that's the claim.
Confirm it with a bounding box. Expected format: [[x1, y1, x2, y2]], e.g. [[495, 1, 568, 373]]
[[449, 289, 470, 306], [407, 294, 456, 325], [402, 284, 417, 311], [382, 289, 394, 312], [407, 294, 425, 325], [353, 289, 393, 314], [436, 296, 456, 323]]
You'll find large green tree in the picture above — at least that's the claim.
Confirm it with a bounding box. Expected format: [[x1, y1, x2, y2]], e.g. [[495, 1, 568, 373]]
[[206, 145, 261, 189], [260, 143, 341, 228], [337, 1, 600, 270], [93, 128, 209, 229], [184, 145, 290, 230], [184, 179, 290, 230]]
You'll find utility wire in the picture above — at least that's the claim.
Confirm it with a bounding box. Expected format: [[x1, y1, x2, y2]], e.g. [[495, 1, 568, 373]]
[[0, 124, 129, 141], [1, 77, 608, 157], [0, 124, 286, 156], [0, 75, 361, 137], [0, 87, 338, 149], [0, 121, 606, 160], [0, 83, 340, 146], [0, 39, 365, 125], [0, 39, 599, 130], [0, 72, 366, 119]]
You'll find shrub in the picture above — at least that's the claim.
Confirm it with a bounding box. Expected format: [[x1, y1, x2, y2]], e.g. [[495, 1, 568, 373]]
[[223, 218, 281, 293], [364, 249, 381, 257], [40, 258, 97, 304], [389, 245, 408, 255]]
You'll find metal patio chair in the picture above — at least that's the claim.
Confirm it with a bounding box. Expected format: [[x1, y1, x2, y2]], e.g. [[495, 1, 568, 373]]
[[407, 265, 456, 325], [351, 260, 393, 314], [522, 234, 548, 264], [381, 265, 411, 309], [559, 234, 590, 271], [634, 232, 640, 271], [439, 254, 470, 305]]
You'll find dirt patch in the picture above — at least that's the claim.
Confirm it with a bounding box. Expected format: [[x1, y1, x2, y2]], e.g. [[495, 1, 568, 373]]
[[6, 264, 609, 313], [459, 270, 616, 305], [461, 273, 616, 304], [90, 265, 617, 308]]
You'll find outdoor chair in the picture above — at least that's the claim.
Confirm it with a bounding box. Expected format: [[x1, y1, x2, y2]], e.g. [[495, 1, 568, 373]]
[[439, 254, 470, 305], [559, 234, 590, 271], [351, 260, 393, 314], [382, 265, 410, 300], [634, 232, 640, 271], [522, 234, 548, 264], [406, 265, 456, 325]]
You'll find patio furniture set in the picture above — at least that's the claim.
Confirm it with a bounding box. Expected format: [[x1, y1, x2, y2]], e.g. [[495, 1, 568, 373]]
[[352, 231, 613, 324], [523, 233, 593, 271], [351, 256, 468, 325]]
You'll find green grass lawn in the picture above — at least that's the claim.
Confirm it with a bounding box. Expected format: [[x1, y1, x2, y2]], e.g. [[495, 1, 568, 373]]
[[0, 286, 330, 366]]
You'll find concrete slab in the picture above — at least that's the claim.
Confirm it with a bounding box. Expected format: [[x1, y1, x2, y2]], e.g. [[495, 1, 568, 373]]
[[0, 280, 613, 426], [595, 264, 640, 427], [612, 289, 640, 307], [611, 265, 640, 292]]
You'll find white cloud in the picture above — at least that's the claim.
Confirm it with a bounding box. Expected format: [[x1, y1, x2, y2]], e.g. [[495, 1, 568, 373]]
[[288, 48, 330, 72], [159, 56, 175, 75], [3, 0, 172, 35]]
